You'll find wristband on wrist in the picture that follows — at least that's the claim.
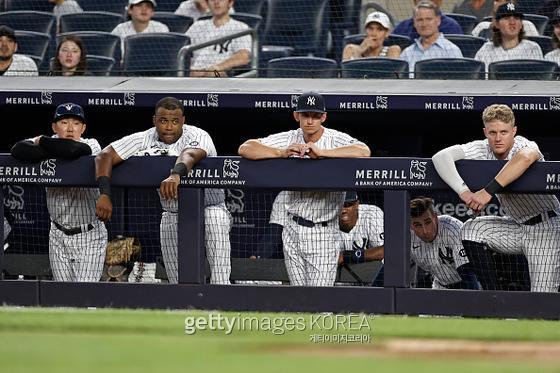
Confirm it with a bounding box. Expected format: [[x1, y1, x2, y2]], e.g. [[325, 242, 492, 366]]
[[484, 178, 503, 196], [97, 176, 111, 197], [170, 162, 188, 177]]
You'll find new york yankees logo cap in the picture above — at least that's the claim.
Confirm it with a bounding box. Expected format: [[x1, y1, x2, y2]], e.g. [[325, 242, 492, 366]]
[[53, 103, 86, 123], [550, 7, 560, 24], [495, 2, 523, 20], [295, 92, 326, 113]]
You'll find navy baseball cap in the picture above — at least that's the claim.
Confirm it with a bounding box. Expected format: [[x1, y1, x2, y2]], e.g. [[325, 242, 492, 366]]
[[295, 92, 326, 113], [495, 2, 523, 20], [53, 103, 86, 123], [344, 191, 359, 203], [0, 26, 16, 42], [550, 7, 560, 24]]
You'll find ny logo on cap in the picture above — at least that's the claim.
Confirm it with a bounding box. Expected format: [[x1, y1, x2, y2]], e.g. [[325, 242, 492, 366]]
[[507, 3, 515, 11], [64, 104, 74, 111], [307, 97, 316, 106]]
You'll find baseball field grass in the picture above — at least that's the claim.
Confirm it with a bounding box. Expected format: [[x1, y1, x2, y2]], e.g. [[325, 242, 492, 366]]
[[1, 307, 560, 373]]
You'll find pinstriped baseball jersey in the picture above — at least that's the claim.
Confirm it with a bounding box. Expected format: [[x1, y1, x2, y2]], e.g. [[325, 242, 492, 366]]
[[461, 135, 560, 223], [341, 204, 384, 250], [110, 124, 225, 208], [411, 215, 469, 287], [46, 137, 101, 227], [2, 54, 38, 77], [269, 191, 289, 226], [259, 127, 365, 222]]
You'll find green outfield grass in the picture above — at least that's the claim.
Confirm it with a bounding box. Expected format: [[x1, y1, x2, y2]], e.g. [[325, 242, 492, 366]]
[[1, 307, 559, 373]]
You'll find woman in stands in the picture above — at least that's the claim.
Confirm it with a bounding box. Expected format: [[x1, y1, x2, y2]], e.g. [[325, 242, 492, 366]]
[[342, 11, 401, 61], [474, 2, 542, 69], [49, 35, 88, 76], [544, 7, 560, 64]]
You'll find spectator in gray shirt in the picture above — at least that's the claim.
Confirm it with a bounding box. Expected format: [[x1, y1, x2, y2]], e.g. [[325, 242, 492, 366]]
[[49, 0, 83, 17]]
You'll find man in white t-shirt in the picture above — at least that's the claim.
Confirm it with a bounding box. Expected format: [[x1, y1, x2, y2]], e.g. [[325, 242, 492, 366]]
[[112, 0, 169, 53], [186, 0, 251, 77], [0, 26, 38, 77]]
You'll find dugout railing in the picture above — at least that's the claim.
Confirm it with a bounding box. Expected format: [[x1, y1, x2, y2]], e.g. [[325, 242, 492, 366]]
[[0, 155, 559, 319]]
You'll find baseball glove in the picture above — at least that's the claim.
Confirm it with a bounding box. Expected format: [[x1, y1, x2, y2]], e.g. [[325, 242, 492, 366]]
[[105, 236, 142, 266]]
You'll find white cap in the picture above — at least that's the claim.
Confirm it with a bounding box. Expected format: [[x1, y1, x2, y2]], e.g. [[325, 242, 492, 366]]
[[364, 11, 391, 30], [129, 0, 157, 6]]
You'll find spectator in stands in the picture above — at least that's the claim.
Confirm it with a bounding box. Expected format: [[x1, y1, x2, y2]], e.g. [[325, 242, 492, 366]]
[[474, 2, 543, 70], [186, 0, 251, 77], [544, 7, 560, 64], [471, 0, 539, 38], [49, 0, 83, 17], [112, 0, 169, 53], [453, 0, 494, 21], [394, 0, 463, 39], [399, 1, 463, 75], [49, 35, 88, 76], [0, 26, 38, 77], [342, 11, 401, 61], [175, 0, 235, 21]]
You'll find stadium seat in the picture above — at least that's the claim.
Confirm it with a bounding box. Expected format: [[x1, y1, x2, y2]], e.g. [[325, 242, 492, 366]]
[[123, 32, 190, 76], [0, 11, 56, 34], [340, 57, 409, 79], [444, 34, 486, 58], [523, 13, 549, 35], [488, 59, 558, 80], [445, 13, 478, 35], [78, 0, 127, 17], [154, 0, 183, 12], [59, 11, 124, 33], [262, 0, 329, 57], [234, 0, 266, 15], [152, 12, 193, 33], [4, 0, 52, 12], [414, 58, 485, 79], [260, 45, 295, 69], [85, 55, 116, 76], [266, 56, 338, 78], [342, 33, 413, 54], [13, 30, 50, 67], [57, 31, 121, 62], [527, 35, 553, 55]]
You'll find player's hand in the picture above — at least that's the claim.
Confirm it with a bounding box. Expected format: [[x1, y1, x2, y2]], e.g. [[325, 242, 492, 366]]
[[338, 253, 344, 265], [96, 194, 113, 222], [160, 174, 180, 200], [305, 142, 323, 158], [469, 189, 492, 213], [459, 190, 474, 205], [283, 144, 309, 158]]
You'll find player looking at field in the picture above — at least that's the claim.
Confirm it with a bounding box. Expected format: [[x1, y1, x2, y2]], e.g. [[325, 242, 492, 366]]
[[10, 103, 107, 282], [95, 96, 232, 284], [238, 92, 370, 287], [339, 195, 478, 290], [432, 103, 560, 292]]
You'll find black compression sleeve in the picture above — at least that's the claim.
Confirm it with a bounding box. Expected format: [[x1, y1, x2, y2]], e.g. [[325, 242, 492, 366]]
[[39, 136, 92, 159], [10, 140, 50, 163]]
